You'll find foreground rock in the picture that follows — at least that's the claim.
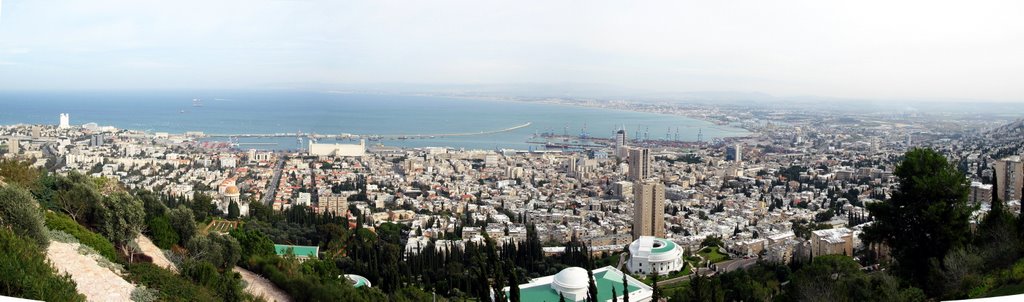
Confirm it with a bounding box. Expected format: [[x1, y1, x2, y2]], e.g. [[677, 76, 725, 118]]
[[133, 235, 178, 273], [234, 266, 292, 302], [47, 241, 135, 302]]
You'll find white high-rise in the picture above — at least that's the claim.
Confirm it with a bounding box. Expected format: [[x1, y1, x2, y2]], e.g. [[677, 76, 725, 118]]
[[58, 113, 70, 129], [614, 127, 629, 158]]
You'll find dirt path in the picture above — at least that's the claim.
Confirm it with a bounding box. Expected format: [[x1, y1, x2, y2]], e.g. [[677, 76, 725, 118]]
[[134, 235, 178, 273], [234, 266, 292, 302], [47, 241, 136, 302]]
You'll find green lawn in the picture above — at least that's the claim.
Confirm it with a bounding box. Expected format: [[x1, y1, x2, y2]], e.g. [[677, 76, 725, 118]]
[[699, 247, 730, 264]]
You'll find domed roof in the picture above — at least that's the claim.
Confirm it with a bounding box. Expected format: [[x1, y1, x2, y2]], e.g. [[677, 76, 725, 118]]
[[224, 185, 240, 195], [552, 267, 589, 291]]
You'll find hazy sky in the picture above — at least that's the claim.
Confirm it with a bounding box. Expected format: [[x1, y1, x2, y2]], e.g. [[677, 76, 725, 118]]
[[1, 0, 1022, 101]]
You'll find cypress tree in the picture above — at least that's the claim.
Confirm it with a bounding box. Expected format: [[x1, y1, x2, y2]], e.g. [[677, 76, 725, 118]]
[[227, 201, 240, 219], [509, 264, 520, 302], [622, 273, 630, 302], [650, 272, 661, 302], [1019, 179, 1024, 237], [587, 254, 598, 302], [992, 173, 1002, 211]]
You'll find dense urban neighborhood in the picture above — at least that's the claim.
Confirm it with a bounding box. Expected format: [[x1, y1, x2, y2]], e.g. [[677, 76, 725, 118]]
[[2, 99, 1023, 301]]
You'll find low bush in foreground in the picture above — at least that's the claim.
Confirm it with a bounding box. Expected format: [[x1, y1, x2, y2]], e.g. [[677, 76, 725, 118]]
[[124, 262, 219, 302], [44, 211, 117, 261], [0, 228, 85, 302]]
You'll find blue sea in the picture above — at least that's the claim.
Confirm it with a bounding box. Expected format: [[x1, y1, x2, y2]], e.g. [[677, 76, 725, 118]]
[[0, 90, 749, 150]]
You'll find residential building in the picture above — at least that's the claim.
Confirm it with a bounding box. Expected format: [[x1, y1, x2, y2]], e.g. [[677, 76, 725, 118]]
[[627, 148, 650, 181], [633, 180, 665, 239], [970, 181, 993, 205], [995, 156, 1023, 202], [318, 194, 349, 216], [810, 228, 853, 257]]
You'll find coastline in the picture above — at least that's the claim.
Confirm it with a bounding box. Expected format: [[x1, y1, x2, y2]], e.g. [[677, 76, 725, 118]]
[[400, 92, 757, 136], [0, 90, 754, 150]]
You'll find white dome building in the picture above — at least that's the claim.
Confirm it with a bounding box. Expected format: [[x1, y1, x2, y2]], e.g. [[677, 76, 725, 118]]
[[499, 266, 653, 302], [627, 236, 685, 276], [216, 185, 249, 217], [552, 267, 590, 301]]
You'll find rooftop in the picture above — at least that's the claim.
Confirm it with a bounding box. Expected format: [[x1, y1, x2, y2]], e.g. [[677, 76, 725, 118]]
[[504, 266, 650, 302], [811, 228, 852, 244], [274, 244, 319, 258], [345, 274, 371, 288]]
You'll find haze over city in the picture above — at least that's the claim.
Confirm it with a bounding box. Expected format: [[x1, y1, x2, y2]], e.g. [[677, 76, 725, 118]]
[[1, 0, 1023, 102], [3, 1, 1024, 302]]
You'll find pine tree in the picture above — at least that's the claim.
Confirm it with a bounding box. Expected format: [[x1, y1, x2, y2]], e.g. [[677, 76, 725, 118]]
[[862, 148, 975, 293]]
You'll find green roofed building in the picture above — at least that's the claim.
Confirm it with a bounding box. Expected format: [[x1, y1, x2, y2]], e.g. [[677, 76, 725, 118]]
[[501, 266, 653, 302], [627, 236, 684, 276], [344, 274, 372, 288], [274, 244, 319, 260]]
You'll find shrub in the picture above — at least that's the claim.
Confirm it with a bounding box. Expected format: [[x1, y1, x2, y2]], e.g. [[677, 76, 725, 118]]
[[0, 228, 86, 302], [245, 254, 386, 302], [47, 229, 77, 243], [0, 185, 49, 247], [44, 212, 117, 261], [124, 262, 219, 302], [131, 285, 158, 302], [168, 206, 197, 245], [146, 215, 178, 249]]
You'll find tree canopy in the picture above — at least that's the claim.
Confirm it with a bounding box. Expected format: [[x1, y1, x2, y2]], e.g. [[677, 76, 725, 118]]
[[0, 185, 49, 247], [862, 148, 975, 293]]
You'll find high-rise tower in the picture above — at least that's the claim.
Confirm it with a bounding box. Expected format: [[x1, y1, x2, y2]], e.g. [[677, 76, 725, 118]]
[[627, 148, 651, 181], [633, 180, 665, 240], [58, 113, 70, 129], [995, 156, 1023, 202]]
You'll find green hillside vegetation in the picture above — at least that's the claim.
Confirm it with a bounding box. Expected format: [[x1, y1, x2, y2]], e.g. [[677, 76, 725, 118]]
[[0, 228, 86, 302], [45, 211, 118, 261]]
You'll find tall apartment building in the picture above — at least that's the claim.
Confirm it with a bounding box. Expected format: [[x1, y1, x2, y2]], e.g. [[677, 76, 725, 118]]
[[614, 129, 629, 158], [7, 139, 19, 155], [633, 180, 665, 240], [318, 194, 349, 216], [970, 181, 993, 205], [58, 113, 70, 129], [995, 156, 1023, 202], [627, 148, 651, 181], [726, 144, 743, 162]]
